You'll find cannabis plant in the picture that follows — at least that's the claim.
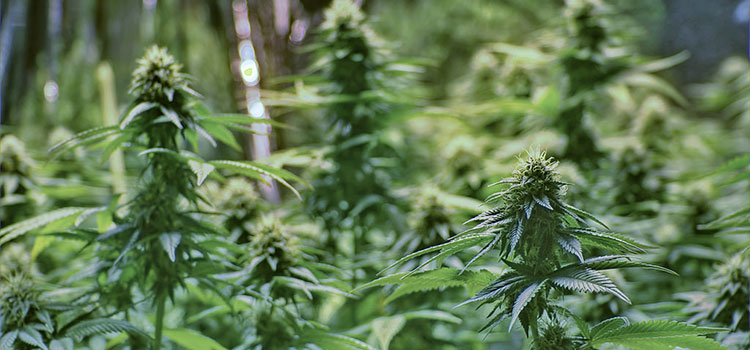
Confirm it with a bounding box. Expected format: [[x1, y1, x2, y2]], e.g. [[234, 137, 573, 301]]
[[0, 135, 45, 225], [0, 273, 149, 350], [693, 56, 750, 130], [367, 150, 724, 349], [295, 0, 412, 253], [680, 249, 750, 331], [1, 46, 303, 349], [606, 144, 666, 216]]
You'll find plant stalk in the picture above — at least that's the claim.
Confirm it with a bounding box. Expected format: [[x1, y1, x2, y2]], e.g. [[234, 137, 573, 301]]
[[154, 294, 166, 350]]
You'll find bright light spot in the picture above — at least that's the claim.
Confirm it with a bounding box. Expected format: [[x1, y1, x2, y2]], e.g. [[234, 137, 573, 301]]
[[249, 101, 265, 118], [240, 60, 260, 85], [44, 81, 59, 102]]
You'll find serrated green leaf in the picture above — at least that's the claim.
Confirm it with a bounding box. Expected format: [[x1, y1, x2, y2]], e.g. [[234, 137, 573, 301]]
[[160, 106, 183, 129], [0, 330, 18, 350], [49, 126, 119, 154], [356, 268, 496, 305], [582, 256, 677, 276], [509, 281, 546, 331], [609, 335, 725, 350], [591, 320, 726, 344], [197, 121, 241, 151], [590, 317, 629, 340], [557, 234, 583, 262], [188, 160, 215, 186], [64, 318, 151, 341], [710, 153, 749, 175], [209, 160, 305, 199], [562, 203, 609, 229], [379, 234, 494, 275], [120, 102, 158, 129], [194, 124, 217, 148], [159, 233, 181, 262], [18, 327, 47, 350], [566, 228, 649, 254], [549, 267, 630, 303], [0, 207, 89, 246]]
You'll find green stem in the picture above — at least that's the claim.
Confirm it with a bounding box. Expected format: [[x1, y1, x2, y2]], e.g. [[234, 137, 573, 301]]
[[154, 294, 166, 350]]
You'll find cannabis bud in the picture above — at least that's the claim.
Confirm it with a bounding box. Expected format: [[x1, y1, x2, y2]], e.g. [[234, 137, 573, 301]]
[[565, 0, 606, 53], [532, 324, 579, 350], [0, 274, 44, 330], [506, 152, 564, 207], [689, 250, 750, 330], [321, 0, 365, 31], [130, 45, 188, 103], [247, 217, 300, 282]]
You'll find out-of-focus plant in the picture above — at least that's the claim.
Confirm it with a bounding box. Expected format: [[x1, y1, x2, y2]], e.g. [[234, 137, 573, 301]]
[[198, 177, 262, 243], [679, 249, 749, 330], [678, 249, 750, 349], [266, 0, 416, 255], [0, 135, 45, 225], [308, 0, 407, 247], [692, 57, 750, 130], [455, 0, 689, 172], [604, 144, 666, 217], [367, 150, 724, 349], [392, 184, 483, 268], [698, 153, 749, 236]]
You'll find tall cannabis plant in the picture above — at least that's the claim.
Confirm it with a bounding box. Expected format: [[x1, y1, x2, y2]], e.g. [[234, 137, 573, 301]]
[[556, 0, 616, 167], [1, 46, 304, 349], [367, 150, 725, 349], [301, 0, 410, 253]]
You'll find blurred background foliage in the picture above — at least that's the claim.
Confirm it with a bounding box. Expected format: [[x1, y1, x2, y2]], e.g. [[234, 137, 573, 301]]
[[1, 0, 749, 349]]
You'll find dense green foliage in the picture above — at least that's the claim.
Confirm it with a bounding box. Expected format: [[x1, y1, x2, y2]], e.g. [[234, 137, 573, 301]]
[[1, 0, 747, 349]]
